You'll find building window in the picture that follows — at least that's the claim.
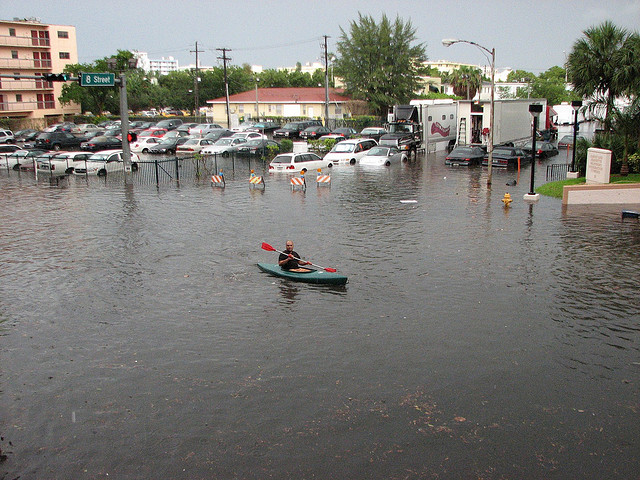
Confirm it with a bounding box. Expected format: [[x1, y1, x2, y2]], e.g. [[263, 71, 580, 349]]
[[276, 105, 282, 115], [335, 105, 342, 115], [59, 52, 70, 60], [238, 105, 244, 114], [37, 93, 55, 109], [58, 31, 69, 39], [11, 51, 18, 59], [16, 94, 22, 102], [9, 28, 16, 36]]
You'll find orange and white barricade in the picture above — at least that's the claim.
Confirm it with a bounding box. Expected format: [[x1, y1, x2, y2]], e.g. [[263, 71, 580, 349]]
[[211, 170, 225, 187], [316, 168, 331, 187], [290, 174, 306, 190], [249, 170, 265, 189]]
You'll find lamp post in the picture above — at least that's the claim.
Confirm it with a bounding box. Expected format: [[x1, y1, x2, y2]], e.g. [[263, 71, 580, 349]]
[[570, 100, 582, 174], [524, 103, 543, 203], [443, 38, 495, 186], [255, 77, 260, 122]]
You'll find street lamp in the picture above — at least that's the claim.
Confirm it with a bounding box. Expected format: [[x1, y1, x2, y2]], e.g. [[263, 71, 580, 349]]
[[524, 103, 543, 203], [443, 38, 495, 186], [570, 100, 582, 174], [255, 77, 260, 121]]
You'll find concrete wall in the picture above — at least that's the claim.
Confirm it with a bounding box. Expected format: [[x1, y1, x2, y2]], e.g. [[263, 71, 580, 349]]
[[562, 183, 640, 205]]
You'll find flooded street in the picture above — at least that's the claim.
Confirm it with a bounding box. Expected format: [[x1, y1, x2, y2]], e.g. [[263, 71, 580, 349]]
[[1, 151, 639, 479]]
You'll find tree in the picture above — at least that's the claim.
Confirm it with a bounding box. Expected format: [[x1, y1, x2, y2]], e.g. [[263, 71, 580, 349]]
[[334, 13, 427, 115], [610, 99, 640, 175], [567, 21, 640, 131], [450, 65, 482, 100], [506, 69, 535, 83]]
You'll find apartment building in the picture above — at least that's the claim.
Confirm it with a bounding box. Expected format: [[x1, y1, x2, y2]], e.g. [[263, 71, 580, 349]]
[[0, 18, 81, 124]]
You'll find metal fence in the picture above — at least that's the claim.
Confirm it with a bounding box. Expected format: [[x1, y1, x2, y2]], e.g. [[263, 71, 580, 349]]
[[546, 163, 571, 181]]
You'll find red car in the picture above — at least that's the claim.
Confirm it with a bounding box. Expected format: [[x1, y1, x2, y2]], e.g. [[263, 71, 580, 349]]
[[138, 128, 168, 138]]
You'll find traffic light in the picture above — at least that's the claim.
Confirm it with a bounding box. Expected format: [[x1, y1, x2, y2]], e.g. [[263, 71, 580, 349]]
[[44, 73, 69, 82], [127, 132, 137, 143]]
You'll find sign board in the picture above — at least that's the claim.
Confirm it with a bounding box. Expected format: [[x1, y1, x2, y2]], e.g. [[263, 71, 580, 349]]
[[80, 72, 115, 87], [586, 147, 612, 184]]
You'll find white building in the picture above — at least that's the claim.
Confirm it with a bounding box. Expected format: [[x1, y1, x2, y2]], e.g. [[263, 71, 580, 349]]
[[133, 51, 179, 75]]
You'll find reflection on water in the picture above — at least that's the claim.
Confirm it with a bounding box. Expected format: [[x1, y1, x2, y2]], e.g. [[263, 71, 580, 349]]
[[1, 152, 639, 479]]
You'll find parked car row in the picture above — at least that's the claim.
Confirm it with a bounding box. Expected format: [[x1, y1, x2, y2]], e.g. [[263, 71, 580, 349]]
[[445, 140, 559, 167]]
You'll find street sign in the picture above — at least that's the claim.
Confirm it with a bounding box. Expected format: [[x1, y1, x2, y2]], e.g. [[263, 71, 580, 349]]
[[79, 72, 115, 87]]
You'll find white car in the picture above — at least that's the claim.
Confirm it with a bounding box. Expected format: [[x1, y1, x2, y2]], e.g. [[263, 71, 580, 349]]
[[268, 152, 333, 173], [130, 136, 161, 153], [201, 137, 247, 156], [323, 138, 378, 166], [76, 124, 102, 135], [0, 128, 15, 144], [36, 151, 92, 175], [231, 131, 265, 141], [73, 150, 140, 176], [188, 123, 224, 136], [358, 146, 408, 166], [176, 138, 215, 154], [2, 149, 45, 170]]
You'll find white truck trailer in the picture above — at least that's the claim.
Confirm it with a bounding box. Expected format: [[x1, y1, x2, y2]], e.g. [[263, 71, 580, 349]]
[[455, 98, 548, 148], [409, 99, 458, 153]]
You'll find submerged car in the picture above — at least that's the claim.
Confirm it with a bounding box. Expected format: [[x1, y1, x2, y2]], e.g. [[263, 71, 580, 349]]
[[176, 138, 215, 154], [359, 127, 388, 142], [445, 146, 485, 166], [201, 137, 247, 156], [80, 136, 123, 152], [483, 146, 527, 167], [236, 139, 280, 156], [558, 134, 584, 149], [73, 150, 140, 176], [521, 141, 559, 158], [2, 149, 46, 170], [268, 152, 333, 172], [36, 151, 92, 174], [323, 138, 378, 165], [147, 137, 189, 155], [359, 146, 408, 166], [130, 136, 162, 153]]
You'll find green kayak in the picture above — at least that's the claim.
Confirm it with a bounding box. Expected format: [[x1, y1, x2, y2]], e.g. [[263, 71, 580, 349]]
[[257, 263, 348, 285]]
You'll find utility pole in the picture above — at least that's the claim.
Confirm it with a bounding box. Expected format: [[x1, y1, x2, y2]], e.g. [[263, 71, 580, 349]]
[[217, 48, 232, 128], [190, 42, 204, 120], [323, 35, 330, 128]]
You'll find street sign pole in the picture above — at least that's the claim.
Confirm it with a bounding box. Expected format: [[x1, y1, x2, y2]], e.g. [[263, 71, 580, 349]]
[[118, 73, 132, 174]]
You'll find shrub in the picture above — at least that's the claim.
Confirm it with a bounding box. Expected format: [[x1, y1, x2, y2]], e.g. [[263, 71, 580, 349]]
[[280, 139, 293, 153]]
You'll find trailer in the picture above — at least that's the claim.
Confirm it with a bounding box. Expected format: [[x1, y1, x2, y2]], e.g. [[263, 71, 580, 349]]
[[456, 98, 548, 148], [382, 100, 457, 155]]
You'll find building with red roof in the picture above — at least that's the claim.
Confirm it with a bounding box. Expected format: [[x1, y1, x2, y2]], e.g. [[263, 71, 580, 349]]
[[206, 87, 351, 127]]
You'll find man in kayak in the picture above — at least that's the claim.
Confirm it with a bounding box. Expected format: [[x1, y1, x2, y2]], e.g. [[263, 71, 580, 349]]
[[278, 241, 312, 272]]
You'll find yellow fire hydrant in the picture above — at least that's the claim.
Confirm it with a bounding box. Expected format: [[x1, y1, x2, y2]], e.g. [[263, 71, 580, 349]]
[[502, 192, 513, 207]]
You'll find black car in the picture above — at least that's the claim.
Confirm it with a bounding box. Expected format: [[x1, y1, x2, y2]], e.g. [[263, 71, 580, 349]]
[[359, 127, 388, 142], [558, 134, 584, 149], [34, 132, 83, 151], [147, 137, 189, 155], [14, 129, 39, 142], [331, 127, 358, 139], [273, 120, 322, 139], [248, 121, 280, 133], [80, 135, 123, 152], [522, 141, 559, 159], [155, 118, 183, 131], [236, 139, 280, 156], [483, 146, 527, 167], [299, 126, 331, 140], [445, 146, 486, 166], [202, 129, 235, 142]]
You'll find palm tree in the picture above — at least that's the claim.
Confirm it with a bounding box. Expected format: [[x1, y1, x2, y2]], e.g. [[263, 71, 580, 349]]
[[610, 99, 640, 175], [450, 66, 482, 100], [567, 21, 639, 132]]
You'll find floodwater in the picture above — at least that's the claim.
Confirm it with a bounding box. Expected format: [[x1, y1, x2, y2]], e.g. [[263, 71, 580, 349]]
[[1, 150, 639, 479]]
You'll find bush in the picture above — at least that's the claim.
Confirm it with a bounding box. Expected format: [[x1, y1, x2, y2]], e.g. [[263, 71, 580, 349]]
[[280, 139, 293, 153], [628, 152, 640, 174], [308, 138, 337, 153], [266, 144, 280, 158]]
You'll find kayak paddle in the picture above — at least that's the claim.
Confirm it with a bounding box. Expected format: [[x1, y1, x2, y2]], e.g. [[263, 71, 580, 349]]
[[261, 242, 337, 272]]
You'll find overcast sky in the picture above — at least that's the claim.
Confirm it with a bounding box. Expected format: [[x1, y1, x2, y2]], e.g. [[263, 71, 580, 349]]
[[3, 0, 639, 74]]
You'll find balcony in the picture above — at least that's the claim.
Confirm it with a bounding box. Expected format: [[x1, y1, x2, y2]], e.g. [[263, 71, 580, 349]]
[[0, 34, 50, 48], [0, 78, 53, 91], [0, 57, 52, 69], [0, 100, 45, 113]]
